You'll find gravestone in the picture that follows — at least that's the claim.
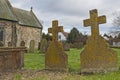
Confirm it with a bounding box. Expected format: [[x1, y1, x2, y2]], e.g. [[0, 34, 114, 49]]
[[46, 41, 51, 50], [72, 42, 84, 49], [45, 20, 68, 71], [0, 47, 26, 71], [63, 42, 70, 51], [80, 9, 119, 74], [38, 42, 41, 50], [29, 40, 35, 53], [0, 41, 4, 47], [76, 42, 84, 49], [8, 42, 12, 47], [40, 39, 48, 53], [20, 41, 25, 47]]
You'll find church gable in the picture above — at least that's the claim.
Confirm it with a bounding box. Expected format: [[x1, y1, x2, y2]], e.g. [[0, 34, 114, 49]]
[[0, 0, 42, 29], [0, 0, 43, 48]]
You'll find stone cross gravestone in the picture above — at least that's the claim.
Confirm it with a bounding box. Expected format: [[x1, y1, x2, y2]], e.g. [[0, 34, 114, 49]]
[[80, 9, 119, 74], [45, 20, 68, 71], [29, 40, 35, 53]]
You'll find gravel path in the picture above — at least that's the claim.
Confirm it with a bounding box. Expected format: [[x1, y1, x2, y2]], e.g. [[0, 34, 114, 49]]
[[0, 69, 79, 80]]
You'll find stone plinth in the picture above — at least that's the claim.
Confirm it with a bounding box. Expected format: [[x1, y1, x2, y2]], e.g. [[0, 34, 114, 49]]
[[0, 47, 26, 71], [45, 41, 67, 71], [80, 36, 119, 73]]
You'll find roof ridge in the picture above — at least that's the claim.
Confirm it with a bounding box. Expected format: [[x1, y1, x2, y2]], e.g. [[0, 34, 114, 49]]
[[13, 7, 30, 13], [0, 0, 43, 29], [13, 7, 43, 29]]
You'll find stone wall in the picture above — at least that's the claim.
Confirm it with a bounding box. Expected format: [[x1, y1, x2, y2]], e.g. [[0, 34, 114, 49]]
[[0, 20, 42, 48], [0, 20, 13, 47], [16, 24, 41, 48]]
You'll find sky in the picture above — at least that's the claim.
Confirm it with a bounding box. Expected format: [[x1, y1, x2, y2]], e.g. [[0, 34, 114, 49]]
[[9, 0, 120, 35]]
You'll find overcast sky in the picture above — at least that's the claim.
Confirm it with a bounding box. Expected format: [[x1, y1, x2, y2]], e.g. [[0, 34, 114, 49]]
[[9, 0, 120, 35]]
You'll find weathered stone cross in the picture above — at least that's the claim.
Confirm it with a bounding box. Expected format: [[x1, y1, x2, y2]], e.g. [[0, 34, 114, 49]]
[[83, 9, 106, 37], [48, 20, 63, 41]]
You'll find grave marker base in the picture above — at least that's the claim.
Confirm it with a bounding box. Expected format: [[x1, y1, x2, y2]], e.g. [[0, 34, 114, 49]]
[[45, 41, 68, 71], [80, 36, 119, 74]]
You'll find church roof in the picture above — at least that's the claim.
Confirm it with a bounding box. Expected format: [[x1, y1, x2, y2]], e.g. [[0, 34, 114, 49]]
[[13, 8, 42, 29], [0, 0, 43, 29], [0, 0, 17, 21]]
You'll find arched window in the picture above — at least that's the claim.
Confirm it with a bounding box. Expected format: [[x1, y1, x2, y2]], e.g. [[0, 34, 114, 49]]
[[0, 27, 4, 41]]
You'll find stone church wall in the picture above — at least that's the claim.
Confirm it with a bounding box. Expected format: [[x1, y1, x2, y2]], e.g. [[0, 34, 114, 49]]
[[16, 24, 41, 49], [0, 20, 41, 49], [0, 20, 13, 47]]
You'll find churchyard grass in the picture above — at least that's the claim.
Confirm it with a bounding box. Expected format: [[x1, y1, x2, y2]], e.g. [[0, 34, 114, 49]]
[[21, 48, 120, 80], [24, 49, 45, 70], [24, 48, 82, 71], [114, 48, 120, 67]]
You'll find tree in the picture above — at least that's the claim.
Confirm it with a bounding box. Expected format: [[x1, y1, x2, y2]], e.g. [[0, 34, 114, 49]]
[[112, 11, 120, 34], [74, 33, 88, 45], [67, 27, 79, 43], [113, 12, 120, 27], [42, 33, 52, 41], [46, 34, 52, 41], [42, 33, 46, 39]]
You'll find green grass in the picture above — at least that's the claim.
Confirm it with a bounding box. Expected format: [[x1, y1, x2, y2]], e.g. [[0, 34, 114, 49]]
[[22, 48, 120, 80], [24, 49, 45, 70], [67, 48, 82, 72], [14, 74, 22, 80], [24, 48, 83, 71], [113, 48, 120, 67]]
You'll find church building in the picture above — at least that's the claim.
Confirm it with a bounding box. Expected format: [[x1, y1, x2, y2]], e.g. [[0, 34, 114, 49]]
[[0, 0, 43, 48]]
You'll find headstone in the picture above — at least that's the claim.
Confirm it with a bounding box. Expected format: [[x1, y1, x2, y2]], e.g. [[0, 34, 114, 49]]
[[40, 39, 48, 53], [76, 42, 84, 49], [20, 41, 25, 47], [72, 42, 84, 49], [29, 40, 35, 53], [8, 42, 12, 47], [63, 42, 70, 51], [45, 20, 68, 71], [0, 41, 4, 47], [80, 9, 119, 74], [38, 42, 41, 50], [46, 41, 51, 51], [0, 47, 26, 71]]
